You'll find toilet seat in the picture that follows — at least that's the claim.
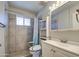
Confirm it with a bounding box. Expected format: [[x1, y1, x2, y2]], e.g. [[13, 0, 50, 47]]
[[30, 45, 41, 52]]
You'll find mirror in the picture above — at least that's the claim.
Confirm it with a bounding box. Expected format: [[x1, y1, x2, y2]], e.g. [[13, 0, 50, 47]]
[[76, 9, 79, 23]]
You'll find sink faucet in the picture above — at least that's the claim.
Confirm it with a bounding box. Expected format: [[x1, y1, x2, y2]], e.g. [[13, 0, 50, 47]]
[[60, 39, 68, 43]]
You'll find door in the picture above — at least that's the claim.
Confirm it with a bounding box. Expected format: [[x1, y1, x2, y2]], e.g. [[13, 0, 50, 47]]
[[0, 28, 5, 56]]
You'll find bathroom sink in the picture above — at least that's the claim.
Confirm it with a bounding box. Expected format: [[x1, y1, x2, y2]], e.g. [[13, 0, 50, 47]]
[[56, 41, 71, 47]]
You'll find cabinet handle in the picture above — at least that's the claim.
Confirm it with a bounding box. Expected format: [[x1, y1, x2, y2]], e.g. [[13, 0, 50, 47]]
[[51, 49, 53, 51], [53, 50, 56, 53], [51, 49, 56, 53]]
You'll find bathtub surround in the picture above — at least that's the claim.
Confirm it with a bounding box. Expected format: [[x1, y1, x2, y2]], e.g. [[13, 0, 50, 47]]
[[8, 13, 34, 56]]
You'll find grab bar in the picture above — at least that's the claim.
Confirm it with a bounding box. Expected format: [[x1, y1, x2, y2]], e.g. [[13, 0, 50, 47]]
[[0, 22, 6, 28]]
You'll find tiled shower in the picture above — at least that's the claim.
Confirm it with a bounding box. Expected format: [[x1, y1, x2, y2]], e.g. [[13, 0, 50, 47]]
[[7, 13, 34, 56]]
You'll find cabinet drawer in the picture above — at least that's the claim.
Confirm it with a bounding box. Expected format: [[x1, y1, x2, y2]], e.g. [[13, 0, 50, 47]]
[[51, 45, 78, 57]]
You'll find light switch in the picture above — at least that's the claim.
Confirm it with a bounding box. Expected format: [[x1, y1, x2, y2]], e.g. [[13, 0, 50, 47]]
[[0, 44, 1, 47]]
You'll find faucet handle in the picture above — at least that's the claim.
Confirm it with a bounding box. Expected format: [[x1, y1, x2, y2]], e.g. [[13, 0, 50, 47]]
[[60, 39, 68, 43]]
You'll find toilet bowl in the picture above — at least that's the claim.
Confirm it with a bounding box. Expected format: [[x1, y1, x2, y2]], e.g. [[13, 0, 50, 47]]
[[29, 45, 41, 57]]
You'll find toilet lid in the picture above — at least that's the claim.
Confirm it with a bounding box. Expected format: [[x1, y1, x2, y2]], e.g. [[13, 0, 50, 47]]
[[30, 45, 41, 51]]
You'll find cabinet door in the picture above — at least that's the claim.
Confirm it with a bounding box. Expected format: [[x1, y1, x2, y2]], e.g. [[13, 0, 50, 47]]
[[49, 45, 67, 57], [53, 52, 67, 57], [58, 49, 78, 57], [53, 49, 67, 57], [41, 41, 54, 57], [41, 41, 78, 57]]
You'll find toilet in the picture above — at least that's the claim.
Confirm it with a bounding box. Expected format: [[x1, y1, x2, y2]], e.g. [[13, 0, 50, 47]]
[[29, 45, 41, 57]]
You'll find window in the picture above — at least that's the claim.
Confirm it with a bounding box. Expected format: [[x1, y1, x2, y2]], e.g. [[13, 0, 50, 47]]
[[24, 18, 31, 26], [16, 16, 23, 25], [16, 16, 31, 26]]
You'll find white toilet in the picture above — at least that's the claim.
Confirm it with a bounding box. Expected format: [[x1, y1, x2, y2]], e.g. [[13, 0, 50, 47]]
[[29, 45, 41, 57]]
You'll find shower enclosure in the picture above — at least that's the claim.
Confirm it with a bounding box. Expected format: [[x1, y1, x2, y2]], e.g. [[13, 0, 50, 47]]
[[8, 13, 34, 57]]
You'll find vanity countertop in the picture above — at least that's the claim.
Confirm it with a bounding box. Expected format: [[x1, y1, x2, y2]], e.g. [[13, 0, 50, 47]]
[[43, 40, 79, 56]]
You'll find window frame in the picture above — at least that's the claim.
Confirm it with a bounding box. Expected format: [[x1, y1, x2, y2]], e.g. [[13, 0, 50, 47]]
[[16, 16, 31, 26]]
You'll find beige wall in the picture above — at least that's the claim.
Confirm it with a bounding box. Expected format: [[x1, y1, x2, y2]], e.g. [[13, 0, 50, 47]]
[[51, 31, 79, 42], [8, 13, 16, 54]]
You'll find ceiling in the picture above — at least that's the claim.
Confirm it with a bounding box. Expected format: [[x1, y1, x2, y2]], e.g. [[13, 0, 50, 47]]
[[8, 1, 49, 14]]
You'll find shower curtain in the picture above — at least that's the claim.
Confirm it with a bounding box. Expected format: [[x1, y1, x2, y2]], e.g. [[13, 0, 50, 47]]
[[33, 18, 39, 45]]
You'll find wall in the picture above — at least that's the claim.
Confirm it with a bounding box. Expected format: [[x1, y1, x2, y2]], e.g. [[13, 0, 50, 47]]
[[51, 2, 79, 43], [51, 31, 79, 42], [8, 5, 36, 19], [0, 1, 8, 56]]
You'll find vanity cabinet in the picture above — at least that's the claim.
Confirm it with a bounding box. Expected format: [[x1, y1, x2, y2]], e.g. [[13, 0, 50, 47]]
[[41, 41, 66, 57], [41, 40, 78, 57], [41, 40, 54, 57]]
